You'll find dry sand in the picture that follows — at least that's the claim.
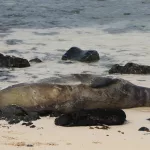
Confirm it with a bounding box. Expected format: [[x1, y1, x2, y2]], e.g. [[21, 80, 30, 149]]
[[0, 108, 150, 150]]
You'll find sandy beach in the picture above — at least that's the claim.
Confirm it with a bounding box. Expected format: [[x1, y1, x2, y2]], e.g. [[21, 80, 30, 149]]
[[0, 108, 150, 150]]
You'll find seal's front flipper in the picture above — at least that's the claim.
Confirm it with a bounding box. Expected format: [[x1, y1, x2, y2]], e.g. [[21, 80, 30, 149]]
[[91, 77, 119, 88]]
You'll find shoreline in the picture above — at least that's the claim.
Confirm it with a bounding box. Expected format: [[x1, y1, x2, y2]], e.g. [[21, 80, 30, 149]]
[[0, 107, 150, 150]]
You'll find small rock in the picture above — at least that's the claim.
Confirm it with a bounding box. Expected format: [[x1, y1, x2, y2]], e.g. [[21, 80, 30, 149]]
[[100, 125, 110, 130], [22, 122, 33, 126], [26, 144, 34, 147], [95, 126, 101, 129], [138, 127, 149, 132], [29, 58, 42, 63], [8, 119, 20, 124], [30, 125, 36, 128], [123, 13, 131, 15]]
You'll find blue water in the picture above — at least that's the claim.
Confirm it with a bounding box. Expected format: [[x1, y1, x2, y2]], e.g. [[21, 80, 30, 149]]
[[0, 0, 150, 32]]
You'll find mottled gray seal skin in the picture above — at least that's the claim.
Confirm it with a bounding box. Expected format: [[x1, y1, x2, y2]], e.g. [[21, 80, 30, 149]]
[[0, 74, 150, 113]]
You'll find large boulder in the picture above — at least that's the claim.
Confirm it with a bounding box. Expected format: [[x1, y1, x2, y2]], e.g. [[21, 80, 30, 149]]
[[109, 62, 150, 74], [0, 53, 30, 68], [62, 47, 100, 62]]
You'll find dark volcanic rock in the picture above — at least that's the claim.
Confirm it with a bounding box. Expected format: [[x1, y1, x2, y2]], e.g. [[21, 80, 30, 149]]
[[29, 58, 42, 63], [0, 105, 62, 125], [62, 47, 100, 62], [109, 62, 150, 74], [30, 125, 36, 128], [0, 53, 30, 68], [55, 109, 126, 127], [22, 122, 33, 126], [123, 13, 131, 15], [0, 105, 40, 124], [138, 127, 149, 132]]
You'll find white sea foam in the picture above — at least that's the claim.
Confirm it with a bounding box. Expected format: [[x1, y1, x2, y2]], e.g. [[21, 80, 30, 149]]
[[0, 27, 150, 89]]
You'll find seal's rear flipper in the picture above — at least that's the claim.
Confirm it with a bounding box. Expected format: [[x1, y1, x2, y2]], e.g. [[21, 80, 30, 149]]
[[91, 77, 119, 88]]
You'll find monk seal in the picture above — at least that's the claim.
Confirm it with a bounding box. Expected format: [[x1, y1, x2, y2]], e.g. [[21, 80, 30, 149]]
[[0, 74, 150, 113], [62, 47, 100, 62], [55, 108, 126, 126]]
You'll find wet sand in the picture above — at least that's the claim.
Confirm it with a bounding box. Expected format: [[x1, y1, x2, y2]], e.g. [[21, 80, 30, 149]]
[[0, 108, 150, 150]]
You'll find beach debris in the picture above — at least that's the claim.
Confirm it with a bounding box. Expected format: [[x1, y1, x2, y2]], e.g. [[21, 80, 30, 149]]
[[26, 144, 34, 147], [118, 130, 124, 134], [89, 125, 110, 130], [22, 122, 33, 126], [100, 125, 110, 130], [92, 141, 101, 144], [95, 125, 110, 130], [6, 142, 58, 147], [138, 127, 150, 132], [89, 126, 94, 129], [6, 142, 26, 147], [95, 126, 101, 129]]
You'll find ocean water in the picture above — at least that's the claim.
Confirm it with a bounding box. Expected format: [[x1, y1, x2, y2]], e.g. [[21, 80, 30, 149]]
[[0, 0, 150, 89]]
